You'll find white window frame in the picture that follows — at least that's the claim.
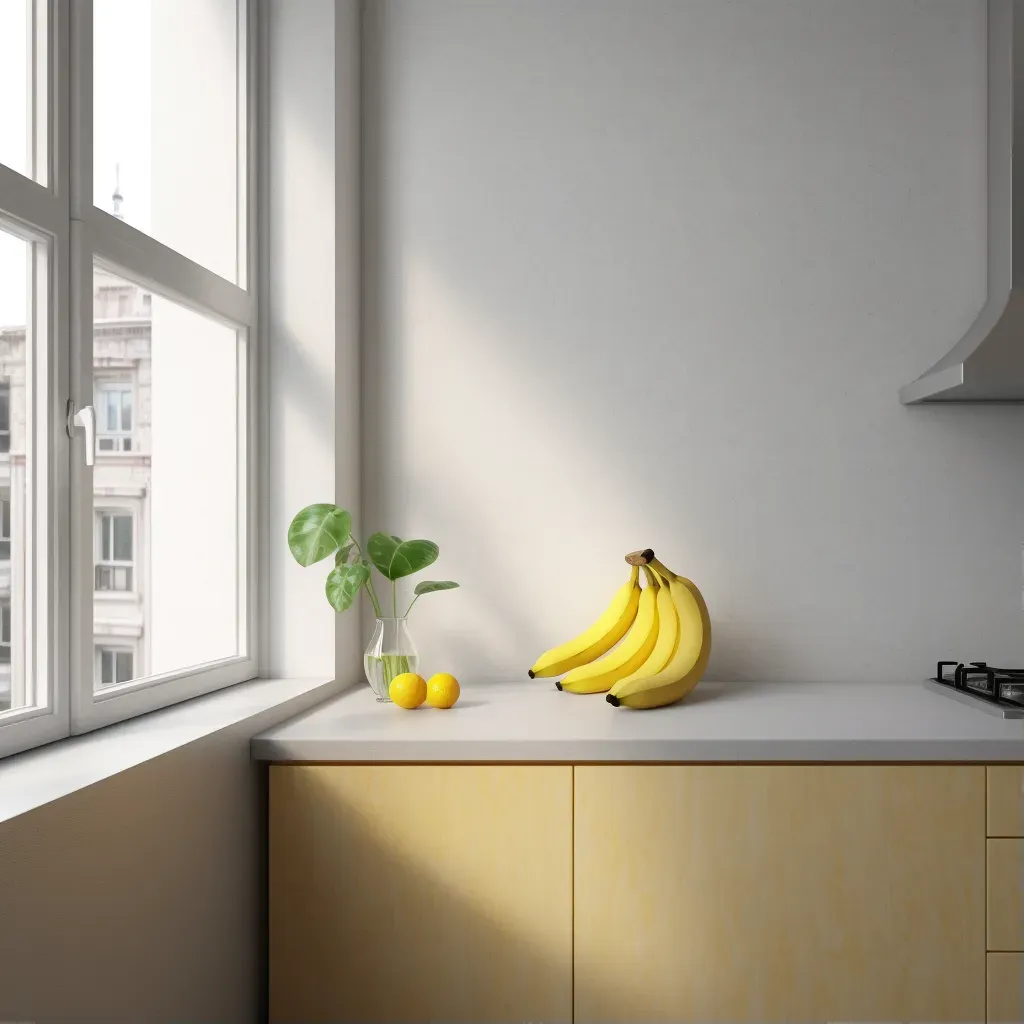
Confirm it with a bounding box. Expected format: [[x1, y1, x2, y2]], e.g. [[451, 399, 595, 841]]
[[94, 379, 133, 452], [0, 0, 260, 757]]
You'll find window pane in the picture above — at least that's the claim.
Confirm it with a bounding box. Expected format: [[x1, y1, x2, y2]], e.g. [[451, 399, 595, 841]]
[[112, 515, 132, 561], [0, 0, 31, 179], [116, 651, 133, 682], [92, 266, 240, 694], [93, 0, 241, 282], [0, 228, 31, 714]]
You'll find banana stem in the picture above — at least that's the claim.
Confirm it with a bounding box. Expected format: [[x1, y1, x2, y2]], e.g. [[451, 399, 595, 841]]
[[649, 556, 680, 582], [641, 565, 660, 588]]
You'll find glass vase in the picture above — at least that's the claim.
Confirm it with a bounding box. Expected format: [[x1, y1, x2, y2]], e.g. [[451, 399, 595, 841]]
[[363, 617, 419, 702]]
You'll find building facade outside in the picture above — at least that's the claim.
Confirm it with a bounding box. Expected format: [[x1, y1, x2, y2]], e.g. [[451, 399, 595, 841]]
[[0, 268, 153, 711]]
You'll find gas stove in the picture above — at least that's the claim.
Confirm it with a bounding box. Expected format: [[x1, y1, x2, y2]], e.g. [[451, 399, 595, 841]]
[[924, 661, 1024, 718]]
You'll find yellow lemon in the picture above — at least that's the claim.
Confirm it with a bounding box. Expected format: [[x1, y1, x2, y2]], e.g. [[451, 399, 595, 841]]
[[389, 672, 426, 709], [426, 673, 460, 709]]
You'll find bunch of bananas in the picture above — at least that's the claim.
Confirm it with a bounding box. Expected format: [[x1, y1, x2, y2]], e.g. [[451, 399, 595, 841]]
[[528, 548, 710, 709]]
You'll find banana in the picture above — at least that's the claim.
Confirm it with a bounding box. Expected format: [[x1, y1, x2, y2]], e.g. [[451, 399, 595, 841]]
[[528, 565, 641, 678], [607, 558, 711, 710], [557, 566, 661, 694], [611, 566, 679, 688]]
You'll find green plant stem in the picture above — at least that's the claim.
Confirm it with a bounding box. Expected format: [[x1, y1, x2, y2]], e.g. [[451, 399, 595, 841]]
[[392, 580, 397, 618], [348, 537, 382, 618], [404, 594, 420, 617]]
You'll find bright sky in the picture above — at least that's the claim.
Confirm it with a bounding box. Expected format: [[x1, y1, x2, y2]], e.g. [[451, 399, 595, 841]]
[[0, 0, 151, 326]]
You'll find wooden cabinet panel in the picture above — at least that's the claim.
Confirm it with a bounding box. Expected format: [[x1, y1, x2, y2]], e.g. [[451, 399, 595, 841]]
[[989, 839, 1024, 951], [269, 765, 572, 1023], [989, 953, 1024, 1023], [574, 765, 985, 1023], [989, 767, 1024, 837]]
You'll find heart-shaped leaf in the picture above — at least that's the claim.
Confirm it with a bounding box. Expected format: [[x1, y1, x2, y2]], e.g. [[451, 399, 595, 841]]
[[367, 533, 440, 581], [288, 504, 351, 566], [335, 543, 354, 567], [413, 580, 459, 596], [325, 562, 370, 613]]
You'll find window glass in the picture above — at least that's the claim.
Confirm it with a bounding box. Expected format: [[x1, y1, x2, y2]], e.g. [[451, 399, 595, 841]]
[[0, 0, 31, 179], [93, 0, 241, 282], [97, 647, 134, 687], [0, 227, 29, 715], [92, 266, 240, 693]]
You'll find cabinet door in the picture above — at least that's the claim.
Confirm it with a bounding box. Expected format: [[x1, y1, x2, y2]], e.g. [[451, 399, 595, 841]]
[[269, 765, 572, 1023], [574, 765, 985, 1023], [989, 839, 1024, 950], [989, 767, 1024, 837], [989, 953, 1024, 1023]]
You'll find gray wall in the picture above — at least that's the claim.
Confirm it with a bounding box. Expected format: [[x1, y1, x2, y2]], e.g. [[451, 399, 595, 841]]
[[363, 0, 1024, 684], [0, 715, 266, 1023]]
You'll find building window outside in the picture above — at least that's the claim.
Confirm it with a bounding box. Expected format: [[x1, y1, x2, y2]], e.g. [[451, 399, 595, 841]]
[[95, 511, 133, 591], [0, 497, 9, 561], [0, 602, 10, 666], [97, 647, 133, 686], [96, 382, 133, 452], [0, 380, 9, 454]]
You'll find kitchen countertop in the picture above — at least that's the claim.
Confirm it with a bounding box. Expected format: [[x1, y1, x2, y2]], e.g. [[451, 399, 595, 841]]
[[251, 679, 1024, 762]]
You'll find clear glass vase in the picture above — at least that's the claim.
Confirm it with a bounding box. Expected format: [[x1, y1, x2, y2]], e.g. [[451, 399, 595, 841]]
[[363, 617, 419, 702]]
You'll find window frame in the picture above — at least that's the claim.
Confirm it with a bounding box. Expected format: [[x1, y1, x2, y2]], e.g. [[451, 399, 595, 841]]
[[0, 0, 260, 757]]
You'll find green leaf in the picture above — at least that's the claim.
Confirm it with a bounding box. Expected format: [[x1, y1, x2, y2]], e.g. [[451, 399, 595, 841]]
[[325, 562, 370, 613], [413, 580, 459, 596], [288, 504, 351, 567], [335, 543, 354, 567], [367, 533, 440, 581]]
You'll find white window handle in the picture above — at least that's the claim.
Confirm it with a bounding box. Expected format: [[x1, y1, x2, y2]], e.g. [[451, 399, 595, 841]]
[[66, 400, 96, 467]]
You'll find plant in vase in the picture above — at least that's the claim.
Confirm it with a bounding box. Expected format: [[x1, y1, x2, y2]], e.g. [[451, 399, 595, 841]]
[[287, 504, 459, 701]]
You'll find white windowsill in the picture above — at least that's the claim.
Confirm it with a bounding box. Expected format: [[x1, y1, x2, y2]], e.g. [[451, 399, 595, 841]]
[[0, 675, 340, 826]]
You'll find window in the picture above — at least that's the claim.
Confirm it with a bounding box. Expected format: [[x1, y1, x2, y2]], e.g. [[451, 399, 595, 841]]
[[95, 512, 133, 592], [0, 0, 257, 758], [0, 602, 10, 666], [96, 382, 133, 452], [0, 381, 9, 454], [97, 647, 134, 687], [0, 497, 9, 560]]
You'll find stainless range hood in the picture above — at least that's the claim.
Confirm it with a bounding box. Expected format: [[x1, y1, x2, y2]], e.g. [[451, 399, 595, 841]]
[[901, 0, 1024, 403]]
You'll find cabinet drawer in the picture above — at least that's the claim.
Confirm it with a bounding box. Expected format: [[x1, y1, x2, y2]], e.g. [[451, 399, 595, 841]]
[[988, 953, 1024, 1023], [989, 840, 1024, 951], [989, 768, 1024, 837]]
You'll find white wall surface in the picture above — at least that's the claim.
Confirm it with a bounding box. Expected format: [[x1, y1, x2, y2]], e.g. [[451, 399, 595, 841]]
[[363, 0, 1024, 684], [267, 0, 361, 681]]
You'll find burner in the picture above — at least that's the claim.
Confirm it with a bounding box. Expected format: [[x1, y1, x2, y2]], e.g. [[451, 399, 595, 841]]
[[926, 661, 1024, 717]]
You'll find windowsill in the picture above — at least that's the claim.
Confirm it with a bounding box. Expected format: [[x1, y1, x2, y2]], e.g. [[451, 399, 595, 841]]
[[0, 675, 341, 826]]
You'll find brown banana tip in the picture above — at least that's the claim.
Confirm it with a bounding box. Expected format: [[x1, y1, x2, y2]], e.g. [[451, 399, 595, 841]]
[[528, 669, 535, 679], [555, 681, 563, 691], [642, 548, 655, 561], [606, 693, 621, 707]]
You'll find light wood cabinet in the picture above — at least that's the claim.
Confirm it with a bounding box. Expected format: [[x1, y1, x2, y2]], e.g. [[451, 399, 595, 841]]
[[269, 765, 572, 1023], [989, 767, 1024, 837], [573, 765, 985, 1023], [989, 953, 1024, 1023], [989, 839, 1024, 951]]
